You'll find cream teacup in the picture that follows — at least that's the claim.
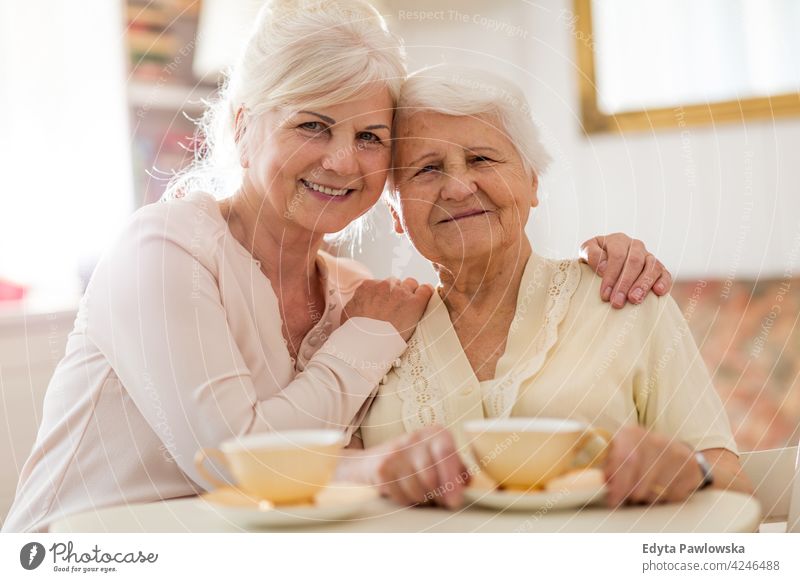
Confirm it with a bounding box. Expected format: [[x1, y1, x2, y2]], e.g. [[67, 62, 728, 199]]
[[194, 430, 346, 505], [463, 417, 610, 489]]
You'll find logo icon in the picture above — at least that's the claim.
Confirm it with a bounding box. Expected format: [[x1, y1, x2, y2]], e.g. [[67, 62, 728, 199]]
[[20, 542, 46, 570]]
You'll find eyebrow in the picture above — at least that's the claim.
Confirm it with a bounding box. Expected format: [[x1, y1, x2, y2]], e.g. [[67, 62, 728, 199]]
[[405, 145, 502, 168], [407, 152, 439, 167], [297, 111, 389, 133], [465, 146, 502, 155], [298, 110, 336, 125]]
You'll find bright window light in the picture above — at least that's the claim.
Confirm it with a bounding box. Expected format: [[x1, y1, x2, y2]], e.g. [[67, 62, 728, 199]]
[[0, 0, 133, 301], [592, 0, 800, 113]]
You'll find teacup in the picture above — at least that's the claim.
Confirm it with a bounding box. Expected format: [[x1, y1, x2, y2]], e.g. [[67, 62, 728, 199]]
[[194, 430, 346, 504], [463, 417, 610, 489]]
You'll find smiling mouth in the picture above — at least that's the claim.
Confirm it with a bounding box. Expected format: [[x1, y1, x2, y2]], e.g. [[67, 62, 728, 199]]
[[437, 209, 490, 224], [301, 179, 355, 200]]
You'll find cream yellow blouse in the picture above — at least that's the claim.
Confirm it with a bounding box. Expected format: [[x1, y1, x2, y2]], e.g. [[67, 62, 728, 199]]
[[361, 253, 738, 456]]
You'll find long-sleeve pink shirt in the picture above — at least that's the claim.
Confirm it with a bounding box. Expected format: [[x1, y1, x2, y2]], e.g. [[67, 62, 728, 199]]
[[3, 191, 406, 532]]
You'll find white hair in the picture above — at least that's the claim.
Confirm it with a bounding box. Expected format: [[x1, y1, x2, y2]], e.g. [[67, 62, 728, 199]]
[[392, 65, 552, 184], [164, 0, 407, 236]]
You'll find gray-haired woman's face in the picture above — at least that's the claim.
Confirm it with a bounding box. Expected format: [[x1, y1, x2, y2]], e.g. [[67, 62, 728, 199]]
[[390, 111, 538, 266]]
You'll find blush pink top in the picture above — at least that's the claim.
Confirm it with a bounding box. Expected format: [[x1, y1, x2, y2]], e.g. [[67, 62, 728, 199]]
[[3, 191, 405, 532]]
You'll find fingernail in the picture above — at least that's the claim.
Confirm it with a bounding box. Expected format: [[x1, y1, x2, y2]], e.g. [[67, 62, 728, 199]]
[[614, 292, 626, 307], [598, 260, 607, 274], [655, 282, 666, 293], [631, 288, 644, 302], [602, 286, 612, 301]]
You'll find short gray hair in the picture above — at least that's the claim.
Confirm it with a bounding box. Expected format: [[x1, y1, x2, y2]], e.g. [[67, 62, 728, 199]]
[[393, 65, 552, 180]]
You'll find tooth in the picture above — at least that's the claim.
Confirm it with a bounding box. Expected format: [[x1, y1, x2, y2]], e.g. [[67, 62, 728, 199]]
[[304, 179, 348, 196]]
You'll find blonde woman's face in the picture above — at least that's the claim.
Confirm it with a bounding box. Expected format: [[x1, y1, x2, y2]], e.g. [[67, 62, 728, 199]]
[[246, 85, 393, 234], [391, 111, 537, 266]]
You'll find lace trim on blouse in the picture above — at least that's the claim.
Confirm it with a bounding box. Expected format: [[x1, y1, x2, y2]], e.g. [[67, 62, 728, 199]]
[[396, 335, 447, 431], [482, 259, 581, 418], [396, 258, 581, 433]]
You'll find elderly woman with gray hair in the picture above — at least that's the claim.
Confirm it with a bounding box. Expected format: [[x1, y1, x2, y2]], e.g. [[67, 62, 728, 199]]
[[340, 66, 753, 509]]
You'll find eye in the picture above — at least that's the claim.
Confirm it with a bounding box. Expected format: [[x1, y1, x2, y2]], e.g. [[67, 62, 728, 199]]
[[357, 131, 382, 144], [298, 121, 328, 133], [471, 155, 495, 164], [415, 164, 439, 177]]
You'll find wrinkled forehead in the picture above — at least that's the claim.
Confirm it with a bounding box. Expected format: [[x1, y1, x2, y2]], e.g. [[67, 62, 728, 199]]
[[393, 110, 510, 162]]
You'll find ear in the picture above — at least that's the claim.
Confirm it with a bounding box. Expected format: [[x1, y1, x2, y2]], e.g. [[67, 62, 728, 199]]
[[530, 170, 539, 208], [234, 106, 249, 168], [386, 199, 405, 235]]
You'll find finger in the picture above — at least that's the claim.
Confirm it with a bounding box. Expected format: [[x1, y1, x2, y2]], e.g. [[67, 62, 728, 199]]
[[393, 458, 430, 505], [648, 464, 679, 505], [652, 267, 673, 296], [414, 284, 434, 300], [599, 235, 628, 303], [383, 478, 416, 507], [647, 442, 684, 504], [604, 433, 641, 507], [633, 434, 686, 504], [408, 445, 441, 502], [610, 242, 647, 309], [401, 277, 419, 292], [627, 449, 663, 504], [580, 237, 606, 274], [627, 254, 659, 304], [434, 456, 467, 509], [376, 464, 410, 506], [597, 250, 609, 276], [604, 446, 631, 507], [430, 436, 467, 508]]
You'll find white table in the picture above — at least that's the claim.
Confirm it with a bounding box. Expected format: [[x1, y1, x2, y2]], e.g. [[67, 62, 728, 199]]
[[50, 490, 761, 533]]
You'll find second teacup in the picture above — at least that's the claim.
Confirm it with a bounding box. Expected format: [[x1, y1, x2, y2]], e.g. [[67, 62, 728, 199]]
[[463, 417, 610, 489]]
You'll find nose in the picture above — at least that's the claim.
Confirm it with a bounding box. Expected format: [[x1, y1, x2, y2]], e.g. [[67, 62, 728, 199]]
[[321, 137, 359, 176], [440, 168, 477, 202]]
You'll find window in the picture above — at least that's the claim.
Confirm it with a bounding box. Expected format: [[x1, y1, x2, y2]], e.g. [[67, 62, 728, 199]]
[[573, 0, 800, 133]]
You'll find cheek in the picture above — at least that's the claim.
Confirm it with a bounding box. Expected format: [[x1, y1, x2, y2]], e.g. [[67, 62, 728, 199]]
[[484, 175, 529, 212], [398, 197, 432, 239], [363, 149, 390, 176], [251, 141, 298, 181], [359, 150, 391, 195]]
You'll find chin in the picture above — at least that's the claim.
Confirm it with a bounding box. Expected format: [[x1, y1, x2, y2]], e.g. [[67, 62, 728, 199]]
[[297, 212, 361, 236], [439, 240, 497, 262]]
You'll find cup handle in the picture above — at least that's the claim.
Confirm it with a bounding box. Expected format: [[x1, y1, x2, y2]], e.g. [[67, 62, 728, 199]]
[[573, 427, 612, 469], [193, 448, 230, 490]]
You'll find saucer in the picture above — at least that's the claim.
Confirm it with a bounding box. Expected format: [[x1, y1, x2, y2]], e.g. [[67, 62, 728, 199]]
[[463, 482, 606, 512], [198, 482, 379, 527]]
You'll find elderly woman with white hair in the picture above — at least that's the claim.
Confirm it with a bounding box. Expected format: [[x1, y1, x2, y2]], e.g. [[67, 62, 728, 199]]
[[4, 1, 670, 532], [350, 66, 753, 509]]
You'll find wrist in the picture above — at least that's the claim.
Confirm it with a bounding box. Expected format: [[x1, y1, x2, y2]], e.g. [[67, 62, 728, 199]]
[[694, 450, 714, 491], [335, 449, 375, 485]]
